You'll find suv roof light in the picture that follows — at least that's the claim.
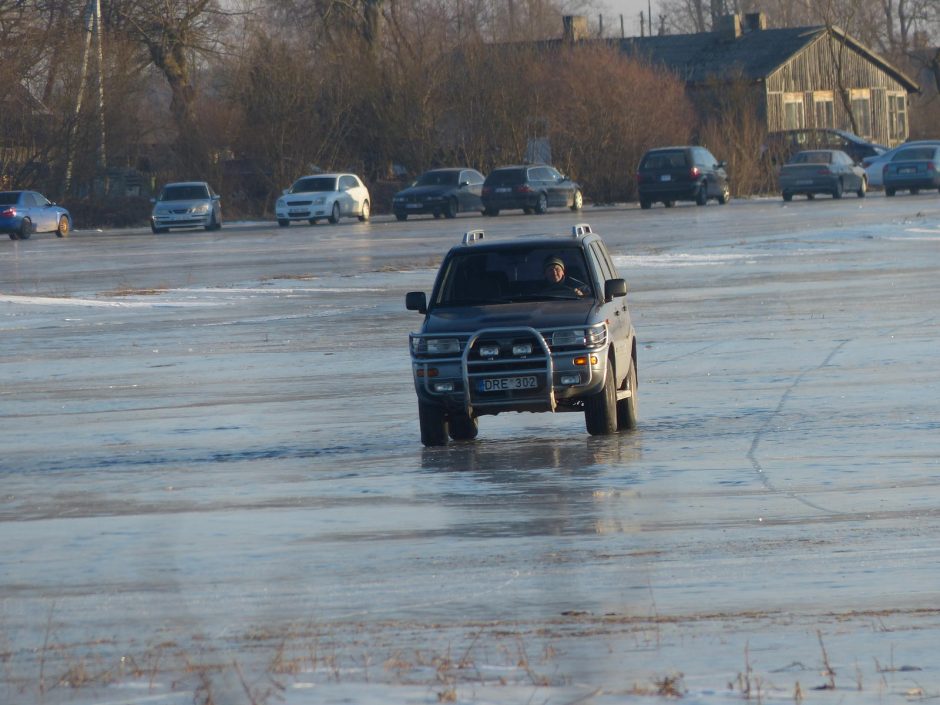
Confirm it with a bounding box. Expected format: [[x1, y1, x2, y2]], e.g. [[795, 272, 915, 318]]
[[462, 229, 485, 245], [572, 223, 593, 238]]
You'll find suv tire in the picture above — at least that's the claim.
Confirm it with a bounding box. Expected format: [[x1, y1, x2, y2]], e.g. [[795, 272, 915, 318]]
[[571, 190, 583, 211], [328, 202, 341, 224], [449, 414, 478, 441], [616, 362, 639, 430], [534, 193, 548, 214], [585, 364, 617, 436], [695, 183, 708, 206], [444, 198, 458, 219], [419, 402, 448, 446]]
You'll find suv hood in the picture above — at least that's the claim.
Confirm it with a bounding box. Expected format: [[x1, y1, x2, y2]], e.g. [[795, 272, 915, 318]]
[[423, 300, 596, 334]]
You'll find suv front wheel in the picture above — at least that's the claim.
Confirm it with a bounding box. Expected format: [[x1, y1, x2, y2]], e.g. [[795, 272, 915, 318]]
[[585, 364, 618, 435]]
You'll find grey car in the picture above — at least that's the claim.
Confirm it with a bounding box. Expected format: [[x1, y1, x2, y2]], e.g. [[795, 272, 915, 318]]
[[883, 145, 940, 196], [780, 149, 867, 201], [151, 181, 222, 233], [405, 224, 637, 446]]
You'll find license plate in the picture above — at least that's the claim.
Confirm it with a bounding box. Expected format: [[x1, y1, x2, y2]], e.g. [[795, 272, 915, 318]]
[[660, 174, 672, 182], [289, 210, 306, 216], [496, 187, 511, 193], [899, 167, 916, 174], [479, 376, 537, 392], [406, 203, 423, 208], [796, 179, 813, 185]]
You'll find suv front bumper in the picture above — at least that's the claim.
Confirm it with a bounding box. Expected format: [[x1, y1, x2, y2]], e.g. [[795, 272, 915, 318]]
[[410, 325, 609, 416]]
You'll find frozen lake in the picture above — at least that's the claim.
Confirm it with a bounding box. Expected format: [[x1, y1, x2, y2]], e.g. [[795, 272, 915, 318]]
[[2, 195, 940, 704]]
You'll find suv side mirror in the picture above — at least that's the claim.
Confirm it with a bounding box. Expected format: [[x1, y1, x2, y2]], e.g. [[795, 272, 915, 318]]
[[405, 291, 427, 314], [605, 278, 627, 301]]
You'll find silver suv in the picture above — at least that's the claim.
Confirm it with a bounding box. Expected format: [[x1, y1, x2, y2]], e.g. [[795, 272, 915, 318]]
[[406, 224, 638, 446]]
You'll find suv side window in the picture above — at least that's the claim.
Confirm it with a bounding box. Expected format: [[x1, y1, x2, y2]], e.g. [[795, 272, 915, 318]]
[[587, 242, 610, 287], [530, 167, 549, 182]]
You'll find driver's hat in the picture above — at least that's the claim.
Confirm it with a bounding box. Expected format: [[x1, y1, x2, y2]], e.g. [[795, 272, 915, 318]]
[[543, 255, 566, 270]]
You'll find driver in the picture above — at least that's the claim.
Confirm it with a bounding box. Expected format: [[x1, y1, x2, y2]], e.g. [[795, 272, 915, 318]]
[[543, 255, 588, 297]]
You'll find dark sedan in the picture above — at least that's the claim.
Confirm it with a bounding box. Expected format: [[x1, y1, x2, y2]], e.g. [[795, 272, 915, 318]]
[[392, 168, 485, 221], [481, 165, 582, 216], [0, 190, 72, 240], [780, 150, 867, 201], [883, 145, 940, 196]]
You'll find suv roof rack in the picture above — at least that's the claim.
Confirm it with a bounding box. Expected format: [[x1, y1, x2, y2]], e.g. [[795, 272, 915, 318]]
[[462, 229, 485, 245], [572, 223, 593, 238]]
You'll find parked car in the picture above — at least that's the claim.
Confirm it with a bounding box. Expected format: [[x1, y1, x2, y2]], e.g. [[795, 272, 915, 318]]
[[636, 146, 730, 209], [0, 190, 71, 240], [392, 168, 485, 221], [405, 223, 637, 446], [764, 129, 886, 166], [862, 140, 940, 188], [779, 149, 867, 201], [276, 173, 370, 226], [151, 181, 222, 233], [882, 145, 940, 196], [480, 165, 582, 216]]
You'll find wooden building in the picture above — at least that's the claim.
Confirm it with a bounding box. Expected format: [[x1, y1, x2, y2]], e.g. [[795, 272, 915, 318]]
[[602, 13, 920, 147]]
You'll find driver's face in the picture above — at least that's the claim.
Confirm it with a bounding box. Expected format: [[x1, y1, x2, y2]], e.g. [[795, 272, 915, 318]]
[[545, 264, 565, 283]]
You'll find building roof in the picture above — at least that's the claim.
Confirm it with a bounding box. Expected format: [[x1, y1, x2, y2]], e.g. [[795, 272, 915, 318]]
[[610, 25, 919, 93]]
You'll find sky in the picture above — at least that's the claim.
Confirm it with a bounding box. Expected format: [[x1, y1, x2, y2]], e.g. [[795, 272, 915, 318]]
[[597, 0, 662, 37]]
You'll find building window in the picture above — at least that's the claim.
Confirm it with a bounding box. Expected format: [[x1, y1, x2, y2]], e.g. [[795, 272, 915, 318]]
[[888, 93, 907, 142], [850, 89, 872, 138], [813, 92, 834, 128], [783, 93, 805, 130]]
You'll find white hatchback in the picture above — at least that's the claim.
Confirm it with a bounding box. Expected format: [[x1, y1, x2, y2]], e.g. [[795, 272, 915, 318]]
[[276, 173, 371, 226]]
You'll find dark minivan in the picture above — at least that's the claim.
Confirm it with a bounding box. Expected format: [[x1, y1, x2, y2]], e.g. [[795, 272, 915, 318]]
[[636, 146, 730, 209], [481, 165, 582, 216]]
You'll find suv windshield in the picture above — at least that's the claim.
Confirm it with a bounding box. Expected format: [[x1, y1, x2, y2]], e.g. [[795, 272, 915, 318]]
[[160, 185, 210, 201], [291, 177, 337, 193], [434, 246, 592, 306], [415, 171, 458, 187]]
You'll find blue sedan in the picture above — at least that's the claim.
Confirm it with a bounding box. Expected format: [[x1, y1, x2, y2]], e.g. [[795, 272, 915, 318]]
[[0, 190, 72, 240]]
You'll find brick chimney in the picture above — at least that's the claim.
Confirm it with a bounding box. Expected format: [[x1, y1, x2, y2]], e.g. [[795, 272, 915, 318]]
[[716, 13, 742, 41], [563, 15, 588, 42]]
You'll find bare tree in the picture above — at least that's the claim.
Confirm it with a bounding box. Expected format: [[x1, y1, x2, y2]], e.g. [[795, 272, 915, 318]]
[[113, 0, 230, 174]]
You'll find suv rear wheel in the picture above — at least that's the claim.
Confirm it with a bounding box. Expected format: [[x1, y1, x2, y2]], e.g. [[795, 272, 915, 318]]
[[695, 183, 708, 206], [585, 364, 617, 435], [534, 192, 548, 214]]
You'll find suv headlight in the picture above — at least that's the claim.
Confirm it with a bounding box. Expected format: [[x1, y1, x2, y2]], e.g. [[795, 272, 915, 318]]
[[312, 196, 326, 205], [413, 337, 461, 355], [551, 329, 585, 346], [276, 198, 285, 208], [190, 203, 210, 214]]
